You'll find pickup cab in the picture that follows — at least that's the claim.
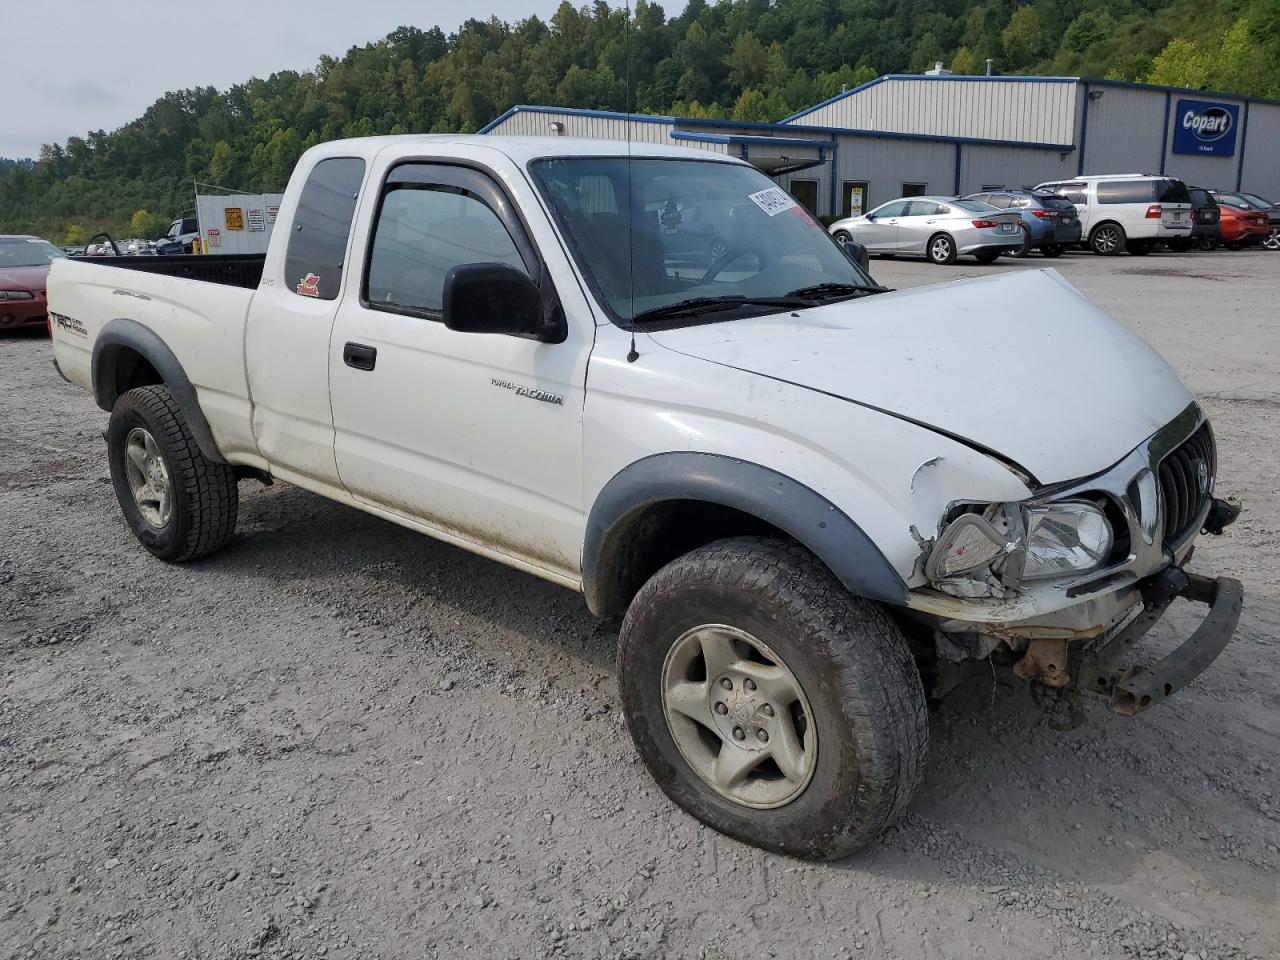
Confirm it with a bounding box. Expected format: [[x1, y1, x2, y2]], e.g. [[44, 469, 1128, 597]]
[[48, 136, 1242, 860]]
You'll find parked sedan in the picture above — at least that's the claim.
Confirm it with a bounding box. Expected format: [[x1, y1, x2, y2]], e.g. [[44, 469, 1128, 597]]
[[1212, 191, 1280, 251], [0, 235, 66, 333], [963, 189, 1082, 257], [1213, 195, 1270, 249], [828, 197, 1022, 264]]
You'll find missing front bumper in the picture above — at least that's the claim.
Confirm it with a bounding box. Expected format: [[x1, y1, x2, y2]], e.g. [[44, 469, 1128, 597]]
[[1080, 569, 1243, 715]]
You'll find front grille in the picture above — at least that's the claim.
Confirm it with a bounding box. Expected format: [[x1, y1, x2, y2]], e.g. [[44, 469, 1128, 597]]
[[1157, 421, 1215, 546]]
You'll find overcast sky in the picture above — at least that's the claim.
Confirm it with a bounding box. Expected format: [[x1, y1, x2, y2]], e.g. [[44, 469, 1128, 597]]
[[4, 1, 662, 159]]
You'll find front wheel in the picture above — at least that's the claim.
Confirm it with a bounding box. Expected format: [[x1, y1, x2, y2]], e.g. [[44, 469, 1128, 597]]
[[926, 233, 958, 265], [107, 385, 239, 562], [618, 537, 929, 860], [1009, 224, 1033, 258], [1265, 229, 1280, 251], [1197, 235, 1219, 251]]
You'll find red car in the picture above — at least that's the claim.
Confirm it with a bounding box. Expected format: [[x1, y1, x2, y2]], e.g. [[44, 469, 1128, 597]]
[[0, 235, 66, 333], [1216, 200, 1270, 250]]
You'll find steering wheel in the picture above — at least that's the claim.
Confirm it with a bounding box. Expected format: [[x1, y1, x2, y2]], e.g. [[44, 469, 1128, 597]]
[[702, 245, 767, 284]]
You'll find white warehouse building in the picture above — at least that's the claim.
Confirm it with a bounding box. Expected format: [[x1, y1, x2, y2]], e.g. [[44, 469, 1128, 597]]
[[480, 74, 1280, 219]]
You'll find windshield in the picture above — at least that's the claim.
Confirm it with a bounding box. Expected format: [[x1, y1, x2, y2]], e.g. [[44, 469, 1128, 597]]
[[529, 157, 875, 325], [0, 238, 66, 268]]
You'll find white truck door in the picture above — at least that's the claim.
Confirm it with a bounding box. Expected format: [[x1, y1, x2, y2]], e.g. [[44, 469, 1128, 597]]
[[327, 161, 592, 580], [245, 156, 367, 494]]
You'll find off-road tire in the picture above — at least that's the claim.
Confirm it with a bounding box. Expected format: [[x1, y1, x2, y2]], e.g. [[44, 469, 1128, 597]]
[[926, 233, 958, 265], [1089, 222, 1126, 256], [107, 385, 238, 562], [617, 536, 929, 860]]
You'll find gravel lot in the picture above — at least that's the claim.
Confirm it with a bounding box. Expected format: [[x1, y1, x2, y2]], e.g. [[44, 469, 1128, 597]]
[[2, 248, 1278, 960]]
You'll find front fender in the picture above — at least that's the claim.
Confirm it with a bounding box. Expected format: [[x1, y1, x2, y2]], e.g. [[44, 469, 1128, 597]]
[[583, 451, 908, 616]]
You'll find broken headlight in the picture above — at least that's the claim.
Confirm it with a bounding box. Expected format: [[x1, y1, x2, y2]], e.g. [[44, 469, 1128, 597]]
[[925, 501, 1113, 598]]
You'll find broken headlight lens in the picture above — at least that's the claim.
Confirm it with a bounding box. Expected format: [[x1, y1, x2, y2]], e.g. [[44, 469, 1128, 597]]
[[1017, 502, 1112, 581], [926, 501, 1112, 595]]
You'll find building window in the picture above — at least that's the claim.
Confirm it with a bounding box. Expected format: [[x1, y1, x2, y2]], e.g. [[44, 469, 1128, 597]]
[[789, 179, 819, 214], [901, 182, 928, 197], [842, 180, 869, 218]]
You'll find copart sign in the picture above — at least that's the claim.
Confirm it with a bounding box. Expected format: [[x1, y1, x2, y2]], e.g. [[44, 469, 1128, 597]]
[[1172, 99, 1240, 157]]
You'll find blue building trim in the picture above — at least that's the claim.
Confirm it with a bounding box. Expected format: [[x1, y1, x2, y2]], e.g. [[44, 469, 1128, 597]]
[[1159, 92, 1171, 175], [1077, 82, 1091, 177], [1236, 101, 1251, 191], [830, 139, 839, 215], [953, 143, 962, 195]]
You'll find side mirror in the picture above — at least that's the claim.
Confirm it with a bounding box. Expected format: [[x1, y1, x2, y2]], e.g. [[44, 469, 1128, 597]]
[[442, 262, 563, 342]]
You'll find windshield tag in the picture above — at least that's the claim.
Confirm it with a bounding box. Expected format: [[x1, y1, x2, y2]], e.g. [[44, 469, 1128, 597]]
[[748, 186, 797, 217]]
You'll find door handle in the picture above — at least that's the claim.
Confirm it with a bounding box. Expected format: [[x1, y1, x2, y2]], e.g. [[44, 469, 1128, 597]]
[[343, 342, 377, 371]]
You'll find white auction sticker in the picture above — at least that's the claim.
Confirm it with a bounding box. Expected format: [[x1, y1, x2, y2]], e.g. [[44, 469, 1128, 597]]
[[747, 186, 797, 217]]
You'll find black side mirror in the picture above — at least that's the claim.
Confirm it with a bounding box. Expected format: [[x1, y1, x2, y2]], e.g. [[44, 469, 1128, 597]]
[[442, 262, 563, 342]]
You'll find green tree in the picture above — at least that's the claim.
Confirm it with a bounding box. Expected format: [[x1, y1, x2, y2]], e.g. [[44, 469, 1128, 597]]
[[951, 46, 978, 74], [1146, 38, 1210, 89], [130, 209, 157, 237], [65, 224, 87, 246], [1001, 7, 1043, 70]]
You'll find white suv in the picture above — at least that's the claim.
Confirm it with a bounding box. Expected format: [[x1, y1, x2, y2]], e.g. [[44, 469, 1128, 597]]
[[1035, 175, 1193, 255]]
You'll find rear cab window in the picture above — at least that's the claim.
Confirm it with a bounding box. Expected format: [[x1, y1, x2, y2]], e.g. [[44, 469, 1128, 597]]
[[285, 157, 366, 301], [1096, 180, 1157, 205]]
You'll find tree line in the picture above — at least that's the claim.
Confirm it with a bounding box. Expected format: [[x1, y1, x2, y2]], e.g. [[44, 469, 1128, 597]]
[[2, 0, 1277, 243]]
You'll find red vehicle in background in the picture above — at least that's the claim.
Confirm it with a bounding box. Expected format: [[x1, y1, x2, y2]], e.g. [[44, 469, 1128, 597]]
[[0, 235, 66, 333], [1214, 198, 1270, 249]]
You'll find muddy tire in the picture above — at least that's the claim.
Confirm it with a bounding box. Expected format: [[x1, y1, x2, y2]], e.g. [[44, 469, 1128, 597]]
[[617, 537, 929, 860], [107, 385, 238, 562]]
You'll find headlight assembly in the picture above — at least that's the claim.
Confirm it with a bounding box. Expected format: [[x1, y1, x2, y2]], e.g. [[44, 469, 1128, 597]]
[[926, 501, 1113, 598]]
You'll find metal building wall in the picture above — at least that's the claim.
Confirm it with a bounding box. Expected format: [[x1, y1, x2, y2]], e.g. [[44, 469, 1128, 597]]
[[1078, 85, 1165, 176], [792, 78, 1078, 146], [484, 109, 692, 147], [957, 143, 1078, 194], [834, 136, 955, 209], [1236, 103, 1280, 197]]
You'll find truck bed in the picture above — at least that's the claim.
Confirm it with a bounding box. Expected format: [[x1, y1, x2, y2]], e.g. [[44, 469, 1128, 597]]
[[75, 254, 265, 289]]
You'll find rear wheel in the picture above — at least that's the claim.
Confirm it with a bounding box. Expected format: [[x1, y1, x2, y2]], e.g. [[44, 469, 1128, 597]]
[[1040, 243, 1065, 258], [1197, 235, 1220, 251], [1265, 228, 1280, 251], [1166, 238, 1192, 252], [1089, 222, 1125, 256], [618, 537, 929, 860], [107, 385, 238, 562], [926, 233, 957, 265], [973, 249, 1001, 264], [1009, 224, 1033, 258]]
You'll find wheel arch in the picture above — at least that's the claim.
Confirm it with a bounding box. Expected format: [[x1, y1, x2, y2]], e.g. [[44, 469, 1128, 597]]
[[92, 318, 226, 464], [582, 452, 907, 618]]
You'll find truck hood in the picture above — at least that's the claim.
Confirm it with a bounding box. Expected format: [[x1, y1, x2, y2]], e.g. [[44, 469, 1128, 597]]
[[0, 264, 50, 292], [648, 269, 1193, 484]]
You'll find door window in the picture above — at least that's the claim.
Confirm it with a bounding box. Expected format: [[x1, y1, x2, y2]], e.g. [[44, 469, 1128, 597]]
[[905, 201, 944, 217], [789, 179, 819, 214], [1096, 180, 1157, 204], [871, 200, 910, 218], [901, 182, 928, 197], [365, 174, 530, 316], [1056, 183, 1088, 204], [285, 157, 366, 301]]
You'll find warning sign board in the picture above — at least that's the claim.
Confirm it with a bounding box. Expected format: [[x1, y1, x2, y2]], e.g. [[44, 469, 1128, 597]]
[[224, 207, 245, 231], [206, 228, 222, 248], [266, 205, 279, 224], [247, 208, 266, 232]]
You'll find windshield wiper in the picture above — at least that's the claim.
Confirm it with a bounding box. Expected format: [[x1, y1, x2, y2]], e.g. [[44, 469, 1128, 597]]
[[631, 295, 810, 323], [784, 281, 889, 300]]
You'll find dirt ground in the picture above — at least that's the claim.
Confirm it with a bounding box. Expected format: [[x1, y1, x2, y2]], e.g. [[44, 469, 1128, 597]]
[[2, 248, 1278, 960]]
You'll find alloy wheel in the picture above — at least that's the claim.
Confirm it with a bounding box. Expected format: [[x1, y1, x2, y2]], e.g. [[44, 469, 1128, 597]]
[[123, 427, 173, 528], [929, 236, 952, 263], [661, 624, 817, 809]]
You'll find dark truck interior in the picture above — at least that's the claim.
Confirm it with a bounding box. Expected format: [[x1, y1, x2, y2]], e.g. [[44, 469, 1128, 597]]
[[81, 233, 264, 289]]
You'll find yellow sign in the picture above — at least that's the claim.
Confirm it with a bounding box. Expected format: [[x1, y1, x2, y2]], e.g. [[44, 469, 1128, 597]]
[[224, 207, 245, 231]]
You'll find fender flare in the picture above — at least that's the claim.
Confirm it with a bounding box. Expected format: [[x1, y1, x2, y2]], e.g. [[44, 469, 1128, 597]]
[[91, 317, 226, 464], [582, 452, 907, 616]]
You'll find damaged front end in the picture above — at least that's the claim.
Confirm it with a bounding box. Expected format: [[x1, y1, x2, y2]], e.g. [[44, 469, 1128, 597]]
[[903, 403, 1243, 727]]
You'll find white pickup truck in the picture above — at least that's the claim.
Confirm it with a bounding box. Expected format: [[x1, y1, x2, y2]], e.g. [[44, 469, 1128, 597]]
[[49, 135, 1241, 859]]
